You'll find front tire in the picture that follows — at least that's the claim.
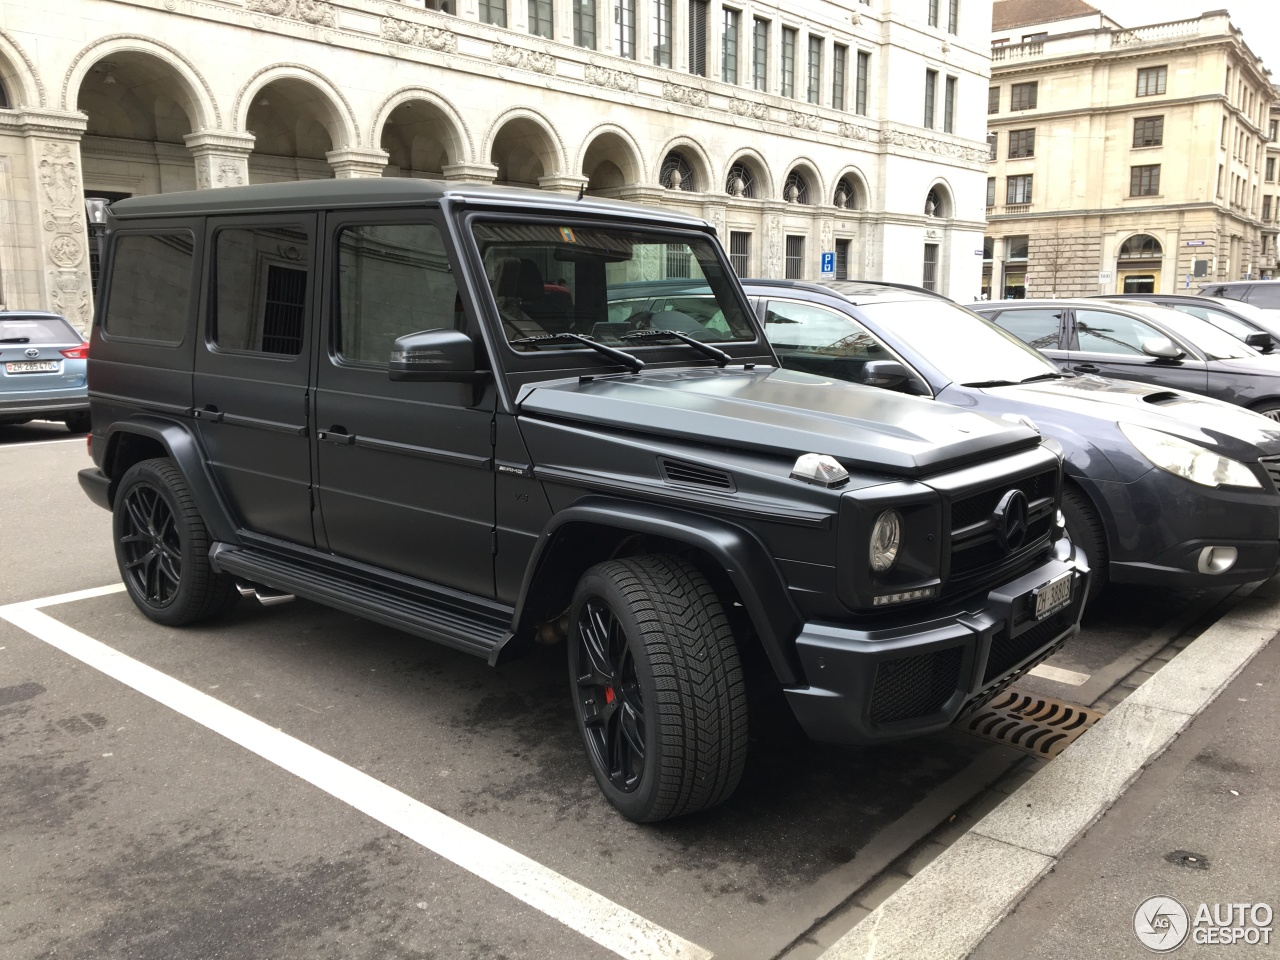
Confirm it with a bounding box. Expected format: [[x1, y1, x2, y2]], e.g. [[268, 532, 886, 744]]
[[113, 458, 237, 625], [1251, 400, 1280, 422], [568, 555, 748, 822], [1062, 486, 1107, 602]]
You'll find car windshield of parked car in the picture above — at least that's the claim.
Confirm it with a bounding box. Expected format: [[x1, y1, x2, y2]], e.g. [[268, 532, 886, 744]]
[[471, 221, 756, 349], [1165, 303, 1256, 341], [0, 316, 79, 343], [858, 299, 1062, 386], [1136, 307, 1254, 359]]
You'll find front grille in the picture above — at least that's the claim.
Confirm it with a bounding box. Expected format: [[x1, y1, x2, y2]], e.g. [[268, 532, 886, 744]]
[[950, 468, 1056, 532], [946, 467, 1058, 589], [869, 646, 964, 724], [984, 606, 1075, 683], [659, 458, 735, 491], [1260, 455, 1280, 492], [950, 516, 1054, 577]]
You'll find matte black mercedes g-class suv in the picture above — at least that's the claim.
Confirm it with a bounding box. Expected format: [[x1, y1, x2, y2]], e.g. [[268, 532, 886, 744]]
[[79, 179, 1088, 821]]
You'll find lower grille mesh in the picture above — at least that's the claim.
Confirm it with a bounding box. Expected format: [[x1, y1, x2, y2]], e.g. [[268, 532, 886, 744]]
[[869, 646, 964, 725], [984, 607, 1075, 683]]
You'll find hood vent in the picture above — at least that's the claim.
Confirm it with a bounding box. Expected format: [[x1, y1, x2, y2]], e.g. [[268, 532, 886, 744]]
[[1141, 391, 1183, 406], [660, 458, 736, 492]]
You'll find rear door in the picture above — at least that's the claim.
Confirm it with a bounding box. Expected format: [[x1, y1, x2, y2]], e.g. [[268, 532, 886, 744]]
[[193, 215, 317, 546], [1065, 307, 1209, 393]]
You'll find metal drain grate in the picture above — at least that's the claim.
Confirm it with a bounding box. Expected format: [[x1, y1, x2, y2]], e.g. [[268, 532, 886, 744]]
[[954, 688, 1104, 758]]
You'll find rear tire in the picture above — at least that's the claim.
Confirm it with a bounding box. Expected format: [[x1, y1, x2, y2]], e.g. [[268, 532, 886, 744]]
[[1062, 486, 1107, 603], [1250, 400, 1280, 422], [64, 411, 91, 433], [567, 555, 748, 822], [113, 458, 237, 626]]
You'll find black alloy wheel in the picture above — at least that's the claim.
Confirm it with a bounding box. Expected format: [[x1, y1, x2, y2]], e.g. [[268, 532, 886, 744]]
[[574, 597, 647, 793], [118, 480, 183, 608]]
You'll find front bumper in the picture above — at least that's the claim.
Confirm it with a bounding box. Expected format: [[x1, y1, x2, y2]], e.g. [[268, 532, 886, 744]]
[[784, 537, 1088, 744]]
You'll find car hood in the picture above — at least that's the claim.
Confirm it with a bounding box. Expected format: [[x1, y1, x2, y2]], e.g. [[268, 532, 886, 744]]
[[1209, 354, 1280, 377], [979, 375, 1280, 458], [518, 366, 1040, 477]]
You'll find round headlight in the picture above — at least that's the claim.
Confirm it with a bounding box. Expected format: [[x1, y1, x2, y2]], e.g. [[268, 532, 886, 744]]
[[870, 509, 903, 573]]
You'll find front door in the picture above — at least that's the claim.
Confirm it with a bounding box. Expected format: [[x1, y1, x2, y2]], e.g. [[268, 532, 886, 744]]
[[313, 213, 496, 598], [193, 215, 317, 546], [1066, 307, 1208, 394]]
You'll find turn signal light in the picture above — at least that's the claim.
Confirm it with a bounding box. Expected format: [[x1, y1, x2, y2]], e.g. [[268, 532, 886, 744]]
[[60, 344, 89, 359]]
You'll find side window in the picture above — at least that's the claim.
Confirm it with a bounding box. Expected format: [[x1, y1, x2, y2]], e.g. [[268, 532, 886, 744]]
[[763, 300, 888, 357], [988, 308, 1063, 350], [213, 226, 310, 356], [103, 233, 193, 344], [1247, 285, 1280, 309], [1074, 309, 1161, 356], [336, 223, 461, 364], [1172, 304, 1252, 340]]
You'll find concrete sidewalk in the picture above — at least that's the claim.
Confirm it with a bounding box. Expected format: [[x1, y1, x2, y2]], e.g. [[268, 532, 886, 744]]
[[817, 577, 1280, 960]]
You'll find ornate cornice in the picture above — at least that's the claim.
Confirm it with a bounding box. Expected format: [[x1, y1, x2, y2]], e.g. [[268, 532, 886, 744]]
[[246, 0, 336, 27]]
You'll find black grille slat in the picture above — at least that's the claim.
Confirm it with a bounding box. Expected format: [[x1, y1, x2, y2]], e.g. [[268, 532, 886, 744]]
[[1260, 456, 1280, 492], [984, 607, 1074, 683], [947, 468, 1058, 586], [869, 646, 964, 724], [659, 458, 735, 491], [950, 517, 1053, 577]]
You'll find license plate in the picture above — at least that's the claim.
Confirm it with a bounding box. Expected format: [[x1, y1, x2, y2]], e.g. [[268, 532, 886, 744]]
[[1032, 572, 1073, 620], [5, 361, 59, 373]]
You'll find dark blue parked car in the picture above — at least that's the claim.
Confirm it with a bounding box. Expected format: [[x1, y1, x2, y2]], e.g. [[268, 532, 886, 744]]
[[0, 311, 90, 432], [744, 280, 1280, 599]]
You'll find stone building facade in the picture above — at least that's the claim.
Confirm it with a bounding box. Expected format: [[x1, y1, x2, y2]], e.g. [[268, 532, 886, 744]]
[[984, 0, 1276, 299], [0, 0, 996, 327]]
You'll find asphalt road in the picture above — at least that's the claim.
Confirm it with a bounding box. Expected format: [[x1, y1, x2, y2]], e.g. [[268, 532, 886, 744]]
[[0, 424, 1236, 960]]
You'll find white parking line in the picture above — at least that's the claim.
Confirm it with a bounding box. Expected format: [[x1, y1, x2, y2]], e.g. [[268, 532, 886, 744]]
[[0, 436, 84, 449], [0, 585, 713, 960], [1027, 663, 1090, 686]]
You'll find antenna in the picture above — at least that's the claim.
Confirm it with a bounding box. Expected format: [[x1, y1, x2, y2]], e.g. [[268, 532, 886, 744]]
[[576, 182, 586, 201]]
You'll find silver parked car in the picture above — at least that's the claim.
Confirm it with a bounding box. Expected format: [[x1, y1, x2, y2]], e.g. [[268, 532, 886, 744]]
[[0, 312, 90, 432]]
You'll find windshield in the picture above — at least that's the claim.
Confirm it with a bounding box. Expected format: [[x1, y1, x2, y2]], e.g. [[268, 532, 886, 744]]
[[471, 221, 756, 350], [1137, 307, 1255, 359], [857, 299, 1061, 386]]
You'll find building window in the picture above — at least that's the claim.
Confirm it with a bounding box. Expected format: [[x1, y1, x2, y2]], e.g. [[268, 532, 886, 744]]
[[729, 231, 751, 275], [688, 0, 707, 75], [944, 76, 956, 133], [1006, 174, 1032, 204], [651, 0, 671, 64], [1217, 163, 1224, 197], [832, 44, 848, 111], [1264, 196, 1272, 221], [726, 162, 755, 198], [835, 239, 851, 280], [479, 0, 506, 27], [784, 171, 810, 204], [1270, 119, 1278, 142], [1267, 157, 1276, 182], [855, 51, 869, 115], [528, 0, 552, 38], [1008, 128, 1035, 158], [807, 35, 822, 104], [923, 243, 939, 291], [987, 131, 997, 159], [1006, 235, 1029, 260], [988, 86, 999, 114], [983, 237, 994, 260], [1130, 164, 1161, 196], [1136, 66, 1167, 97], [752, 18, 768, 91], [615, 0, 636, 58], [924, 69, 937, 128], [986, 177, 996, 207], [660, 151, 696, 190], [1010, 81, 1037, 111], [574, 0, 596, 48], [1133, 116, 1164, 147], [785, 235, 805, 278], [948, 0, 958, 33], [928, 0, 938, 28], [781, 28, 796, 98], [834, 176, 859, 209], [722, 8, 740, 83]]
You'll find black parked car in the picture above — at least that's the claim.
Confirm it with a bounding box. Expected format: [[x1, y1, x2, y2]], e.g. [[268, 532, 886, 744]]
[[78, 180, 1087, 821], [743, 279, 1280, 599], [1197, 280, 1280, 316], [1094, 294, 1280, 350], [976, 298, 1280, 420]]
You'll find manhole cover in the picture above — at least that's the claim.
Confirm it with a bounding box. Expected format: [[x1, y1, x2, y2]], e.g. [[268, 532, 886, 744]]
[[955, 688, 1104, 758]]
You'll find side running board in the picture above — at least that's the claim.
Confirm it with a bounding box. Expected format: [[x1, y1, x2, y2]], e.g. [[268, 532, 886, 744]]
[[210, 542, 512, 660]]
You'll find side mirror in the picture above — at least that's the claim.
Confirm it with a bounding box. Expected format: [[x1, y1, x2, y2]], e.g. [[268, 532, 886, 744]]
[[389, 329, 486, 382], [1140, 337, 1185, 360], [1245, 332, 1274, 353], [860, 359, 911, 389]]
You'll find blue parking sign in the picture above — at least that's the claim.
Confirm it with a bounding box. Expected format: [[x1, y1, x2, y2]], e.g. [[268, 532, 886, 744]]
[[820, 251, 835, 277]]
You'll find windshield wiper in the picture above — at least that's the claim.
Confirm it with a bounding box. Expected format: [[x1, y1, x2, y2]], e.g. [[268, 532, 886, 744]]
[[510, 332, 644, 373], [1019, 372, 1065, 383], [0, 337, 31, 343], [960, 379, 1018, 388], [621, 329, 731, 366]]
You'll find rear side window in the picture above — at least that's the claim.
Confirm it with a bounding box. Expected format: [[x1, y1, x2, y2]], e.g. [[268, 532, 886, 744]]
[[1247, 285, 1280, 309], [103, 232, 193, 344], [336, 223, 461, 364], [214, 226, 310, 356], [988, 308, 1063, 350]]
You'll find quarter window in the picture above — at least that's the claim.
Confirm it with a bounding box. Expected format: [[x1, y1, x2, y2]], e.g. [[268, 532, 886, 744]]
[[213, 226, 310, 356], [1136, 66, 1167, 96], [104, 232, 194, 344]]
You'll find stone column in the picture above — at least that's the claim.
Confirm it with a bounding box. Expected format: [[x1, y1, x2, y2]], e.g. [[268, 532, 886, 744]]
[[184, 131, 256, 189], [18, 111, 94, 331], [326, 147, 390, 179], [443, 161, 499, 183], [537, 173, 589, 194]]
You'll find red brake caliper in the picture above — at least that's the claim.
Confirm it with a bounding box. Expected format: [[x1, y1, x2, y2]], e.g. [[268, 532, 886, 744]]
[[604, 687, 616, 705]]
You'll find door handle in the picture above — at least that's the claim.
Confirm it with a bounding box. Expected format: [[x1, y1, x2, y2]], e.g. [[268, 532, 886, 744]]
[[317, 426, 355, 445], [1072, 364, 1100, 374], [195, 404, 224, 423]]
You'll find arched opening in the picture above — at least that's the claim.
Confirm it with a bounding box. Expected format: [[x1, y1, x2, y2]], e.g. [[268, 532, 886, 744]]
[[0, 75, 10, 109], [1117, 233, 1164, 293], [490, 116, 557, 187], [726, 160, 759, 198], [925, 185, 951, 218], [833, 174, 867, 210], [783, 169, 811, 204], [660, 150, 697, 191], [246, 77, 345, 182], [380, 99, 461, 178], [581, 131, 642, 194]]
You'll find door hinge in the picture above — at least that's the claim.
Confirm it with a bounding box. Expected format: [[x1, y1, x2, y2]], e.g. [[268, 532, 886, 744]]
[[490, 419, 497, 446], [491, 530, 498, 556]]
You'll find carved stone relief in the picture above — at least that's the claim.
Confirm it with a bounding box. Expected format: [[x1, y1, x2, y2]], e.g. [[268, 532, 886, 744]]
[[728, 99, 768, 120], [766, 215, 782, 276], [787, 111, 821, 131], [838, 121, 878, 142], [383, 15, 457, 51], [493, 44, 556, 74], [246, 0, 336, 26], [585, 63, 636, 92], [37, 142, 92, 326], [663, 83, 708, 108]]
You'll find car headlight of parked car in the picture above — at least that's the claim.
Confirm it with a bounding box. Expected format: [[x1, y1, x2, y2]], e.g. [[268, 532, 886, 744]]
[[1119, 422, 1261, 489], [869, 509, 903, 573]]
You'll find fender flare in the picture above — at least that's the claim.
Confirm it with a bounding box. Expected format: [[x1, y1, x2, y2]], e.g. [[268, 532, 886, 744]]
[[103, 416, 242, 545], [507, 497, 804, 684]]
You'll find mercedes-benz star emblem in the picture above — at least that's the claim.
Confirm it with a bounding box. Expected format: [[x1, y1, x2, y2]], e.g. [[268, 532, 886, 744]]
[[25, 347, 40, 358], [993, 488, 1030, 552]]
